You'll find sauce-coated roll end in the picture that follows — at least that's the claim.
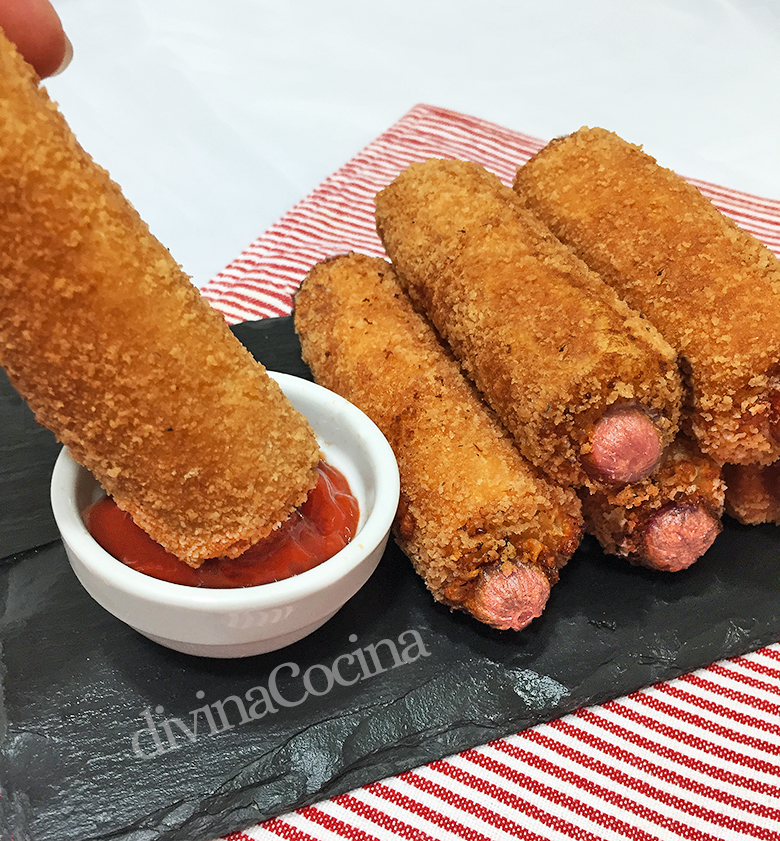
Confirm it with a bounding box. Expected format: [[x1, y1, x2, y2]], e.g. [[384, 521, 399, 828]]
[[0, 28, 322, 565]]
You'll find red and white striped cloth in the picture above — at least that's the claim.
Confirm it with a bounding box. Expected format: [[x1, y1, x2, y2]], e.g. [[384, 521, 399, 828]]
[[205, 104, 780, 841]]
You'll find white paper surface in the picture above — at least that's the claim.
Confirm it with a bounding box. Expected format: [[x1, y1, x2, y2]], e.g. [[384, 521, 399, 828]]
[[47, 0, 780, 289]]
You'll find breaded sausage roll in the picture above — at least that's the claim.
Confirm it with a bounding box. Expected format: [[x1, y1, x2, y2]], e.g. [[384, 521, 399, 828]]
[[581, 434, 724, 572], [722, 462, 780, 525], [375, 158, 682, 493], [514, 126, 780, 467], [0, 28, 320, 564], [294, 253, 582, 631]]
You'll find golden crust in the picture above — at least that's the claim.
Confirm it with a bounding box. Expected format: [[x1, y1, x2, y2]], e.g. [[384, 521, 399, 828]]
[[293, 253, 582, 615], [514, 126, 780, 466], [0, 30, 319, 564], [375, 158, 682, 491], [723, 462, 780, 525]]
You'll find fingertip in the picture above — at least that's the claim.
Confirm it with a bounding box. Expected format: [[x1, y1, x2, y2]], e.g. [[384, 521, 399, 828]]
[[1, 0, 71, 79]]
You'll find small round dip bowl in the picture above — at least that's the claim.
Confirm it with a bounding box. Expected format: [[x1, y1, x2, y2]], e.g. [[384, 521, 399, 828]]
[[50, 372, 400, 658]]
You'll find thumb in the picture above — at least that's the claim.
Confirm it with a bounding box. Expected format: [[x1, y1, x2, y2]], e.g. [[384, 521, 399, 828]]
[[0, 0, 72, 78]]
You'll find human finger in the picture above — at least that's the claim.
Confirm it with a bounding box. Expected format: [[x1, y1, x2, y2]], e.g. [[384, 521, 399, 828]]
[[0, 0, 72, 78]]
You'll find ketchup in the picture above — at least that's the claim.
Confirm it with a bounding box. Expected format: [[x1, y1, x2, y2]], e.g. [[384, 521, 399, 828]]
[[84, 461, 359, 588]]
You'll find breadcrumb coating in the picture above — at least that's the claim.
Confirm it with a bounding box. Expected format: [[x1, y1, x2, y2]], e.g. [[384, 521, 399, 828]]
[[375, 158, 682, 493], [722, 462, 780, 525], [581, 434, 724, 570], [0, 29, 319, 564], [514, 126, 780, 466], [294, 253, 582, 629]]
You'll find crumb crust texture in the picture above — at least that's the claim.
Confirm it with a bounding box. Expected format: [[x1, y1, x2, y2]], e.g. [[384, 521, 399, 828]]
[[375, 158, 682, 493], [723, 461, 780, 525], [294, 253, 582, 630], [514, 126, 780, 466], [0, 31, 319, 564]]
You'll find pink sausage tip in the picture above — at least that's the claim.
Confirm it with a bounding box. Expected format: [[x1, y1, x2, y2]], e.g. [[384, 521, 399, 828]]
[[469, 564, 551, 631], [643, 504, 719, 572], [589, 406, 663, 484]]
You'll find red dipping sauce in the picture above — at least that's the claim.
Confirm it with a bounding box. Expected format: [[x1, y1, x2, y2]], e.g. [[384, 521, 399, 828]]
[[84, 461, 359, 588]]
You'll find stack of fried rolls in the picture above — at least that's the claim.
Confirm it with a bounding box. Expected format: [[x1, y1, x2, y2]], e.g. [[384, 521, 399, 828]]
[[582, 434, 724, 572], [375, 159, 683, 495], [0, 28, 320, 564], [294, 253, 582, 631], [514, 126, 780, 471]]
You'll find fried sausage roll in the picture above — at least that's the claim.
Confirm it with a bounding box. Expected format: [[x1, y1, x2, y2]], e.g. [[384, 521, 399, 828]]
[[514, 126, 780, 467], [294, 253, 582, 631], [581, 434, 724, 572], [0, 29, 320, 564], [722, 462, 780, 525], [375, 158, 682, 493]]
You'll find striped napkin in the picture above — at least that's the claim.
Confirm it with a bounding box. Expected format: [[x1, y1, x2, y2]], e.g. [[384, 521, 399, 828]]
[[203, 104, 780, 841]]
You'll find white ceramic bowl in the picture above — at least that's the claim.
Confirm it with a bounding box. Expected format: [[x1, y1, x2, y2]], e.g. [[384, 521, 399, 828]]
[[50, 372, 399, 658]]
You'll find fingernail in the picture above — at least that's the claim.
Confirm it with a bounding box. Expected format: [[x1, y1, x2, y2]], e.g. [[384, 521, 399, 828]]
[[50, 34, 73, 77]]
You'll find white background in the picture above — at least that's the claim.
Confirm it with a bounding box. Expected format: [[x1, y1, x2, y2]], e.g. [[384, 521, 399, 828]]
[[48, 0, 780, 290]]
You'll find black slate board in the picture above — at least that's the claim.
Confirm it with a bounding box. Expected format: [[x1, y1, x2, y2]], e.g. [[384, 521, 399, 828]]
[[0, 368, 62, 557], [2, 316, 780, 841]]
